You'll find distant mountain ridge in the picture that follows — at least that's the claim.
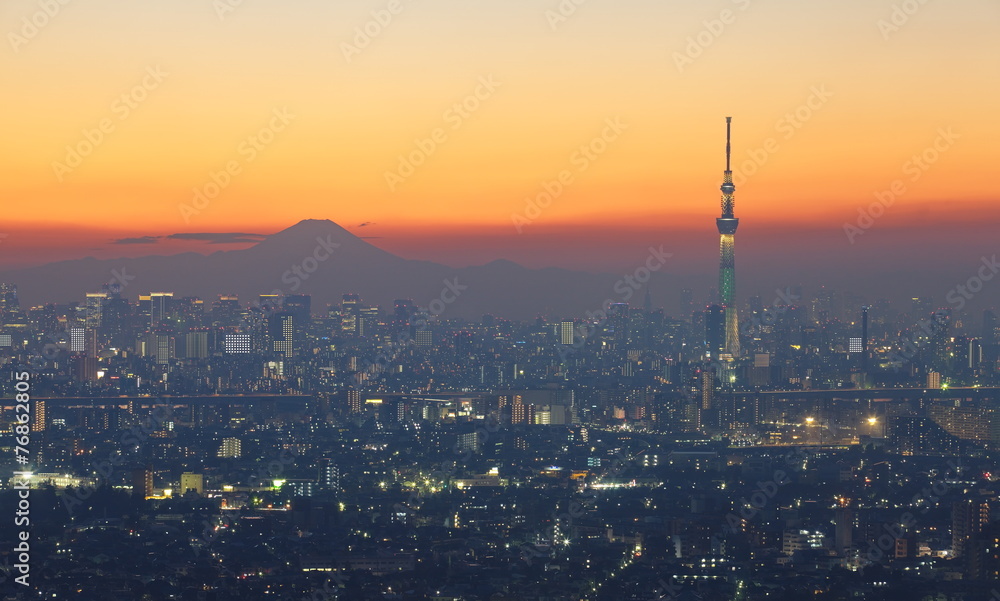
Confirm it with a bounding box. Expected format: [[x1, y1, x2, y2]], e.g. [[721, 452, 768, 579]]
[[0, 219, 672, 320]]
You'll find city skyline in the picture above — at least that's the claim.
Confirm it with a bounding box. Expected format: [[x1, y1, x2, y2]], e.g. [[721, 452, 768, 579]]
[[2, 216, 999, 323]]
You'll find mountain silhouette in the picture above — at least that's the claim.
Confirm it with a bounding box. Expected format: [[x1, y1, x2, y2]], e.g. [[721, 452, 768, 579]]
[[0, 219, 672, 320]]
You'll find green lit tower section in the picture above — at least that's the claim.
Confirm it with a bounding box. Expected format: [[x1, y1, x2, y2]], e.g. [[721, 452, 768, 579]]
[[717, 117, 740, 358]]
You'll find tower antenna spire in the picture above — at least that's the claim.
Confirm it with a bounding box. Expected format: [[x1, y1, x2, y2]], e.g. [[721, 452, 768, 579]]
[[726, 116, 732, 172]]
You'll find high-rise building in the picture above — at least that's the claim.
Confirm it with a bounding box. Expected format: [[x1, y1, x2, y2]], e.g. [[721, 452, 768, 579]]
[[511, 395, 535, 425], [149, 292, 174, 328], [132, 466, 153, 498], [218, 437, 242, 458], [70, 327, 86, 352], [174, 296, 204, 327], [559, 321, 575, 345], [224, 333, 251, 354], [605, 303, 628, 344], [32, 399, 46, 433], [927, 371, 942, 389], [0, 283, 19, 316], [258, 294, 282, 313], [184, 331, 209, 359], [705, 305, 725, 359], [953, 497, 991, 558], [834, 500, 853, 556], [269, 312, 296, 357], [716, 117, 740, 358], [212, 295, 241, 327], [101, 292, 131, 349], [149, 331, 175, 365], [700, 369, 714, 411], [928, 401, 998, 443], [954, 336, 982, 379], [341, 293, 361, 336], [359, 306, 380, 337], [319, 459, 340, 493], [751, 353, 771, 387], [347, 389, 361, 413], [887, 415, 960, 456], [415, 330, 433, 347], [85, 292, 107, 329], [284, 294, 312, 325]]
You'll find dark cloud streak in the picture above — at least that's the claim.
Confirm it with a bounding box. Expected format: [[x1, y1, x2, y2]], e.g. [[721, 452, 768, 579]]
[[111, 236, 159, 245], [167, 233, 267, 244]]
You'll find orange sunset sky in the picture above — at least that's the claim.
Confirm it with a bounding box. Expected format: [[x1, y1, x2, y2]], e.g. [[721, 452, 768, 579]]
[[2, 0, 999, 297]]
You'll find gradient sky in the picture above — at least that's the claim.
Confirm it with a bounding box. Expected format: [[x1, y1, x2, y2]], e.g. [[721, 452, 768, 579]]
[[2, 0, 999, 306]]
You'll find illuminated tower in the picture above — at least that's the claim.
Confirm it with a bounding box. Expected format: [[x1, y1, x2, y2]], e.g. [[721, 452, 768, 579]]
[[717, 117, 740, 358]]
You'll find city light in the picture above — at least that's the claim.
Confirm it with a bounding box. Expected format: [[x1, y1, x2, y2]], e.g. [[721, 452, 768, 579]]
[[2, 3, 994, 596]]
